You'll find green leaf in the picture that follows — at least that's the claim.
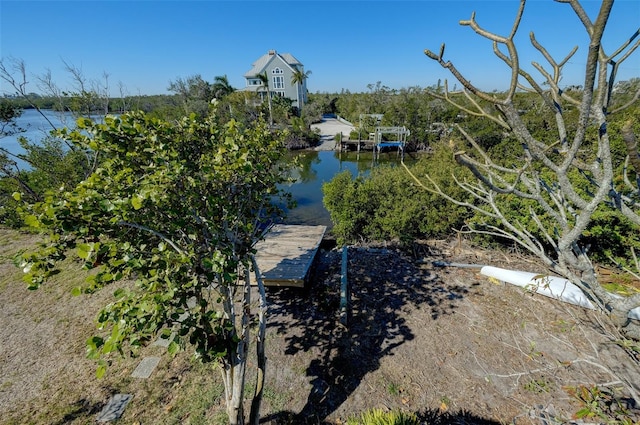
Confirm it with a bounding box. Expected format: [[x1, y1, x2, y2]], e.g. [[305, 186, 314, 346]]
[[96, 361, 107, 379], [87, 335, 104, 349], [131, 195, 143, 210], [13, 109, 293, 392], [11, 192, 21, 201], [99, 199, 115, 212], [23, 215, 40, 229], [167, 341, 180, 356], [77, 243, 92, 260], [575, 407, 593, 419], [71, 286, 82, 296]]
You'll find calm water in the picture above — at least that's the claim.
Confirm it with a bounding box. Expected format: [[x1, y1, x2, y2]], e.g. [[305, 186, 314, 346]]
[[281, 149, 415, 227], [3, 108, 77, 146], [2, 109, 85, 169], [2, 110, 413, 228]]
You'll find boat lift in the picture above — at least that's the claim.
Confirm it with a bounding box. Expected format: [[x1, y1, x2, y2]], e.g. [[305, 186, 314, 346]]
[[373, 126, 410, 159]]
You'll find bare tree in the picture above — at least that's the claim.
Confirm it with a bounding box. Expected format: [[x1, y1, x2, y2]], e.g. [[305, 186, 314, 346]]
[[416, 0, 640, 338], [117, 80, 132, 113], [0, 58, 109, 188], [59, 60, 110, 118], [0, 57, 62, 131]]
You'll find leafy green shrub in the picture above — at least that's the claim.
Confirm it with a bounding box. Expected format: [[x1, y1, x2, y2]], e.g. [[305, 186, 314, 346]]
[[347, 408, 419, 425], [322, 142, 473, 245], [322, 169, 369, 244], [283, 116, 322, 150], [1, 135, 90, 228], [582, 206, 640, 266]]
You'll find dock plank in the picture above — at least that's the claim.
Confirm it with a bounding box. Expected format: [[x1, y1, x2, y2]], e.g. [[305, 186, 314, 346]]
[[254, 224, 326, 287]]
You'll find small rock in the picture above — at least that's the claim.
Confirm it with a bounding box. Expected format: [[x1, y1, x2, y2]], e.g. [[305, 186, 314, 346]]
[[131, 356, 161, 379], [96, 393, 133, 422]]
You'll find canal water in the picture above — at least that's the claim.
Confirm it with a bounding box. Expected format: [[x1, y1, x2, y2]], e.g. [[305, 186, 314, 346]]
[[282, 149, 412, 228], [2, 109, 412, 228]]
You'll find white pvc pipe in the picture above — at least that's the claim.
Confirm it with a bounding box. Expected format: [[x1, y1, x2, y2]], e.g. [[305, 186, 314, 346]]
[[480, 266, 640, 321]]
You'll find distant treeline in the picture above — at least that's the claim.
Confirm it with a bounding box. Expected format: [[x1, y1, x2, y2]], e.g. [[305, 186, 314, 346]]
[[4, 77, 639, 149], [3, 93, 183, 114]]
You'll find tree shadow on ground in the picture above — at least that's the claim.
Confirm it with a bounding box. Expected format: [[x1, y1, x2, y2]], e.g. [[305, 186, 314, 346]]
[[262, 408, 502, 424], [265, 245, 480, 423], [52, 398, 103, 425]]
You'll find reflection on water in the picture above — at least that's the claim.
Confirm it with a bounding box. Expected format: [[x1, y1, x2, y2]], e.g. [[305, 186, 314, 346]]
[[280, 149, 419, 228]]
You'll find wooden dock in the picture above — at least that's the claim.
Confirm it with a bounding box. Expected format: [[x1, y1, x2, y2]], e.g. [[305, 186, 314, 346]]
[[254, 224, 327, 287], [340, 139, 375, 152]]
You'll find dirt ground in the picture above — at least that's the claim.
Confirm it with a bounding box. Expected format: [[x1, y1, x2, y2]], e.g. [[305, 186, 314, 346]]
[[263, 240, 640, 424], [1, 228, 639, 424]]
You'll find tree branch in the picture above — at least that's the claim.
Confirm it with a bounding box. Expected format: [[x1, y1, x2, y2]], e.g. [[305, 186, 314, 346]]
[[117, 221, 185, 255]]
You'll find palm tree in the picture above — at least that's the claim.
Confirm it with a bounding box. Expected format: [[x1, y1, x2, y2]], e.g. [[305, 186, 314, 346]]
[[212, 74, 235, 99], [291, 68, 311, 110], [257, 72, 273, 126]]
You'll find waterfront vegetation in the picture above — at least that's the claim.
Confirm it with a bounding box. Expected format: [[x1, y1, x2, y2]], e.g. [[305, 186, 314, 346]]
[[2, 72, 640, 422], [2, 70, 640, 419], [1, 0, 639, 422], [6, 79, 638, 260], [323, 79, 640, 261]]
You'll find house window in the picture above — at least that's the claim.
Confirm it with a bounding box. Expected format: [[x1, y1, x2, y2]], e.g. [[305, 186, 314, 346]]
[[272, 67, 283, 75], [273, 75, 284, 89]]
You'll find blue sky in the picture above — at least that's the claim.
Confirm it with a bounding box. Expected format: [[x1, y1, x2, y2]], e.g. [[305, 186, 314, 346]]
[[1, 1, 638, 96]]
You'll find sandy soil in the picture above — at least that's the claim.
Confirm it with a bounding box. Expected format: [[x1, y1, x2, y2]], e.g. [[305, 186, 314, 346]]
[[1, 229, 639, 424], [262, 240, 640, 423]]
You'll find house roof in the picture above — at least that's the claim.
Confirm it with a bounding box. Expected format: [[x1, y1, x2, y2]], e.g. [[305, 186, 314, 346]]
[[244, 50, 302, 78]]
